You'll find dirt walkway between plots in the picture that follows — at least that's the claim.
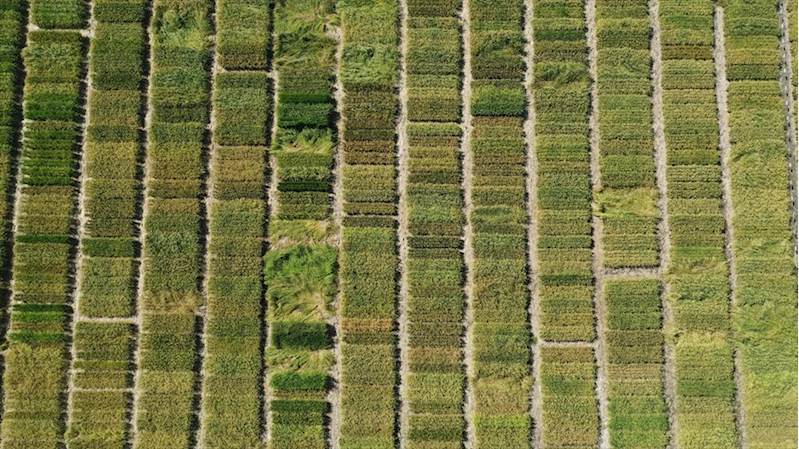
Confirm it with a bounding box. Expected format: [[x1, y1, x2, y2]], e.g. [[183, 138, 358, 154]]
[[713, 7, 748, 449], [584, 1, 610, 447], [459, 0, 476, 447]]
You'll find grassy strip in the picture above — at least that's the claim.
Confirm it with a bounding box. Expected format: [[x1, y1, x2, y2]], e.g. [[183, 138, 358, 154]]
[[136, 0, 210, 447], [605, 279, 668, 449], [338, 0, 399, 447], [595, 0, 658, 269], [0, 0, 25, 348], [265, 1, 338, 448], [469, 0, 532, 446], [405, 1, 465, 447], [0, 29, 86, 449], [723, 0, 797, 446], [659, 1, 737, 447], [65, 0, 148, 447], [201, 72, 270, 447], [533, 0, 595, 343]]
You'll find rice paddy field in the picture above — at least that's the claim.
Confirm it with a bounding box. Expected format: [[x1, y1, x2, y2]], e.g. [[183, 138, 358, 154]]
[[0, 0, 795, 448]]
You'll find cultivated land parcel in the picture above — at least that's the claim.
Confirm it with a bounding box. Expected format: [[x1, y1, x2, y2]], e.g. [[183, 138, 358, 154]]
[[0, 0, 795, 448]]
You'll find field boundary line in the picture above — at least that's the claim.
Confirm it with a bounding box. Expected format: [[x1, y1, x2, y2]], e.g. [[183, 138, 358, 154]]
[[459, 0, 476, 447], [713, 7, 747, 449], [778, 0, 798, 249], [396, 0, 411, 445], [522, 0, 542, 446], [328, 16, 346, 449], [130, 0, 156, 443], [65, 1, 96, 442], [0, 0, 29, 432], [649, 0, 678, 445], [585, 0, 610, 447]]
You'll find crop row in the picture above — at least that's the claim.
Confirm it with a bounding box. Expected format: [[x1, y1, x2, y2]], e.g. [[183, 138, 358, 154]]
[[1, 28, 86, 449], [31, 0, 86, 29], [533, 0, 595, 344], [202, 71, 270, 447], [136, 0, 210, 446], [723, 1, 797, 446], [605, 279, 668, 449], [595, 0, 659, 269], [469, 0, 531, 446], [266, 1, 338, 448], [660, 1, 737, 447], [405, 0, 465, 446], [532, 0, 598, 445], [0, 0, 24, 342], [66, 0, 149, 446], [338, 0, 399, 446]]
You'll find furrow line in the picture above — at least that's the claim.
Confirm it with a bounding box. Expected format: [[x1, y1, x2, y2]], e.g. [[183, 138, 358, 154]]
[[649, 0, 679, 445], [585, 0, 610, 446]]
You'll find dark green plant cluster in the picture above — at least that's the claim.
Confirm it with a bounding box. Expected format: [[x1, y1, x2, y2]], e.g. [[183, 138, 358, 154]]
[[605, 279, 668, 449], [66, 1, 148, 447], [137, 0, 210, 446], [531, 0, 597, 445], [67, 322, 135, 448], [533, 0, 595, 344], [469, 0, 531, 446], [405, 1, 465, 446], [660, 1, 736, 447], [0, 29, 85, 449], [268, 1, 338, 447], [338, 0, 399, 446], [724, 1, 797, 445], [596, 0, 658, 269], [31, 0, 87, 29], [540, 346, 597, 447], [217, 0, 270, 70]]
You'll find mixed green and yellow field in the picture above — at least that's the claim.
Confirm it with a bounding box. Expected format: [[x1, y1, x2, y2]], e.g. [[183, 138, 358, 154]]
[[0, 0, 794, 448]]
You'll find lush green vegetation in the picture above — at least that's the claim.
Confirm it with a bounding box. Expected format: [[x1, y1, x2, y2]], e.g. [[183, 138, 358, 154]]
[[405, 1, 465, 447], [31, 0, 87, 29], [0, 27, 86, 449], [660, 1, 737, 447], [723, 1, 797, 446], [469, 0, 532, 446], [201, 70, 270, 447], [65, 0, 148, 446], [596, 0, 658, 269], [266, 1, 337, 447], [137, 0, 210, 446], [533, 0, 595, 344], [605, 279, 668, 449], [540, 346, 597, 448], [338, 0, 399, 447]]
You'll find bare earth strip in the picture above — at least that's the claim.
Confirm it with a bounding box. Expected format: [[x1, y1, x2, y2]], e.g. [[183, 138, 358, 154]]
[[714, 7, 748, 449], [522, 0, 542, 446], [328, 20, 346, 449], [584, 0, 610, 447], [65, 3, 97, 440], [396, 0, 411, 445], [777, 0, 798, 246], [131, 1, 156, 443], [459, 0, 476, 447], [648, 0, 679, 446]]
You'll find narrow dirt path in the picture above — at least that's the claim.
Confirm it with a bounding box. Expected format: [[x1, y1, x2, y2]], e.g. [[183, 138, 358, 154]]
[[327, 19, 346, 449], [648, 0, 679, 446], [130, 0, 156, 443], [713, 7, 748, 449], [522, 0, 542, 447], [459, 0, 476, 447], [65, 3, 96, 441], [584, 0, 610, 447], [777, 0, 798, 246], [395, 0, 411, 446]]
